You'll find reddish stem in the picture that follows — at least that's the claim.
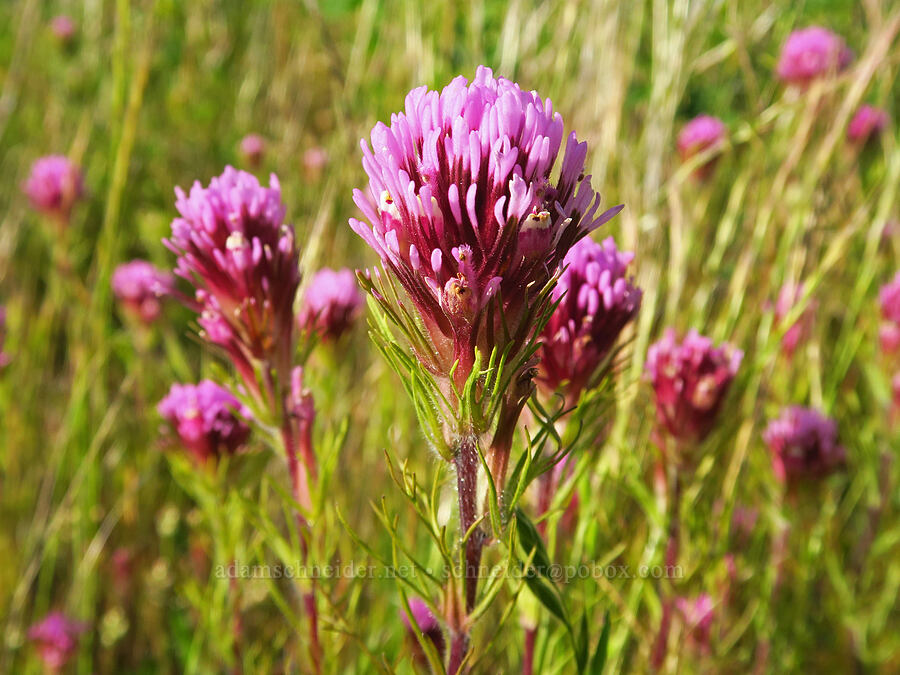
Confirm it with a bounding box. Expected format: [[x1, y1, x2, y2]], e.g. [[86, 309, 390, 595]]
[[448, 631, 470, 675], [522, 626, 536, 675]]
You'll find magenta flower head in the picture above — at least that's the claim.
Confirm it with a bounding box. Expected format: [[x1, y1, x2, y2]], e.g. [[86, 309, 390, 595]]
[[879, 272, 900, 354], [776, 27, 853, 87], [763, 406, 846, 484], [676, 115, 726, 179], [158, 380, 251, 463], [646, 329, 743, 445], [165, 167, 300, 389], [401, 597, 445, 663], [350, 66, 622, 388], [298, 267, 364, 341], [112, 260, 175, 324], [848, 105, 889, 144], [676, 594, 714, 653], [774, 282, 815, 357], [239, 134, 266, 168], [28, 612, 86, 672], [23, 155, 84, 224], [538, 236, 641, 399]]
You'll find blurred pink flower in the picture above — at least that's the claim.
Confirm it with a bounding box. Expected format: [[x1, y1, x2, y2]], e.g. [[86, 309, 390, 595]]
[[303, 147, 329, 178], [776, 27, 853, 87], [350, 65, 622, 383], [158, 380, 251, 463], [298, 267, 364, 341], [848, 105, 889, 144], [165, 167, 300, 390], [538, 236, 641, 399], [774, 282, 815, 357], [677, 115, 726, 178], [50, 15, 76, 42], [28, 612, 86, 672], [676, 593, 714, 653], [646, 329, 742, 444], [239, 134, 266, 167], [112, 260, 175, 324], [764, 406, 846, 483], [23, 155, 84, 223], [879, 272, 900, 354]]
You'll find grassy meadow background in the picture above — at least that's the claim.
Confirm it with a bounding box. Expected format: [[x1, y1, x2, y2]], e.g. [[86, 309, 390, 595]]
[[1, 0, 899, 672]]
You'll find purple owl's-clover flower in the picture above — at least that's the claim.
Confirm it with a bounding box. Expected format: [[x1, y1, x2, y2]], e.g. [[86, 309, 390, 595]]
[[28, 612, 86, 672], [165, 167, 300, 393], [23, 156, 84, 224], [112, 260, 175, 324], [676, 115, 727, 179], [158, 380, 251, 463], [350, 66, 622, 387], [538, 236, 641, 401], [776, 27, 853, 87], [764, 406, 846, 484], [848, 105, 889, 145], [676, 594, 714, 653], [879, 272, 900, 354], [299, 267, 364, 341], [646, 329, 743, 446], [774, 282, 815, 358], [401, 597, 446, 664]]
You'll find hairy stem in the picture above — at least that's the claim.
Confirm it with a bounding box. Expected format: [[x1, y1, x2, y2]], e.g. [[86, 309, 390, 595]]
[[522, 625, 536, 675], [448, 631, 470, 675], [651, 463, 682, 670]]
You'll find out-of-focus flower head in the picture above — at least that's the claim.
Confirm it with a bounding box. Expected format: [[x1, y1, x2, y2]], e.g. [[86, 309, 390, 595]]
[[239, 134, 266, 168], [677, 115, 727, 179], [774, 282, 815, 357], [23, 156, 84, 223], [879, 272, 900, 354], [763, 406, 846, 484], [646, 329, 743, 445], [303, 147, 329, 179], [112, 260, 175, 324], [165, 167, 300, 388], [401, 597, 445, 663], [538, 236, 641, 399], [28, 612, 86, 672], [676, 594, 714, 653], [158, 380, 251, 463], [351, 66, 622, 386], [298, 267, 364, 341], [848, 105, 889, 145], [50, 15, 76, 42], [776, 27, 852, 87]]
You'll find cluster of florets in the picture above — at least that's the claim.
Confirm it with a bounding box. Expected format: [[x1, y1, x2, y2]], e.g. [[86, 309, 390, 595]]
[[646, 329, 743, 444], [158, 380, 251, 463], [298, 267, 365, 341], [351, 66, 622, 383], [776, 27, 853, 87], [763, 406, 846, 483], [166, 167, 301, 388], [538, 236, 641, 399], [111, 260, 175, 324]]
